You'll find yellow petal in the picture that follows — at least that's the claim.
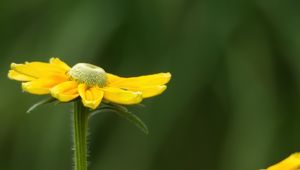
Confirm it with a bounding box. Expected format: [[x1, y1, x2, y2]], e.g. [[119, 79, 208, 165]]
[[106, 73, 121, 84], [267, 153, 300, 170], [8, 70, 35, 81], [108, 72, 171, 88], [10, 58, 70, 80], [102, 87, 143, 105], [22, 75, 68, 95], [50, 57, 71, 71], [107, 73, 171, 98], [51, 81, 79, 102], [78, 84, 104, 109], [137, 85, 167, 98]]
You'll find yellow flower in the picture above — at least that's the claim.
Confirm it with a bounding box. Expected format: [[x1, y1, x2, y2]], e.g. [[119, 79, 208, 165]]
[[266, 153, 300, 170], [8, 58, 171, 109]]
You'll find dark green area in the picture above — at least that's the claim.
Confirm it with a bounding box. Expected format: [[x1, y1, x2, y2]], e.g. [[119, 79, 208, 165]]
[[1, 0, 300, 170]]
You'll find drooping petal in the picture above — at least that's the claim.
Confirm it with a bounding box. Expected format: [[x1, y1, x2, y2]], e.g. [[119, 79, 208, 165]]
[[102, 87, 143, 105], [22, 75, 68, 95], [8, 70, 35, 81], [51, 81, 79, 102], [136, 85, 167, 98], [267, 153, 300, 170], [10, 58, 70, 80], [107, 72, 171, 87], [107, 73, 171, 98], [78, 84, 104, 109]]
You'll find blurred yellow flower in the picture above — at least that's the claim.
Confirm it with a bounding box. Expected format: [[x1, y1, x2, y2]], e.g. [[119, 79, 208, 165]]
[[8, 58, 171, 109], [266, 153, 300, 170]]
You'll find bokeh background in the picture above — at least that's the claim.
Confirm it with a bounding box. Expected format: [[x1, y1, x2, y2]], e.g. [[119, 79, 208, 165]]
[[1, 0, 300, 170]]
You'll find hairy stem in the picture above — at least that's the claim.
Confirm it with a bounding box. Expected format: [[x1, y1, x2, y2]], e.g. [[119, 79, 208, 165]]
[[73, 100, 89, 170]]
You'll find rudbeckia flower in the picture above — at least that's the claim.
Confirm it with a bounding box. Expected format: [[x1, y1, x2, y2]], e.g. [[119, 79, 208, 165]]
[[8, 58, 171, 109], [266, 153, 300, 170]]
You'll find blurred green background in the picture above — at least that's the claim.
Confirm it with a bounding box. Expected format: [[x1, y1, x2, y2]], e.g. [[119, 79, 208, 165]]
[[1, 0, 300, 170]]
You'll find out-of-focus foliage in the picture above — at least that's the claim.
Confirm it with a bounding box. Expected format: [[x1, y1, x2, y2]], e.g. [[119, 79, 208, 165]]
[[1, 0, 300, 170]]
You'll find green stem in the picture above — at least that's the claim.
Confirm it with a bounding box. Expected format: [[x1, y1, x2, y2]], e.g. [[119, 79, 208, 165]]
[[73, 100, 89, 170]]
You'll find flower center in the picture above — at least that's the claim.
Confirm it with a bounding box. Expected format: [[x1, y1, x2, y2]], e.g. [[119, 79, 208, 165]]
[[69, 63, 107, 87]]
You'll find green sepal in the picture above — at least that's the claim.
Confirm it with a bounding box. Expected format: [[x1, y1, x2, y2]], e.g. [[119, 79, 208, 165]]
[[90, 103, 149, 134], [136, 103, 146, 108], [27, 97, 57, 113]]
